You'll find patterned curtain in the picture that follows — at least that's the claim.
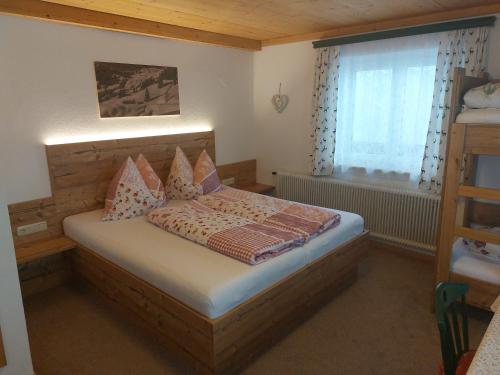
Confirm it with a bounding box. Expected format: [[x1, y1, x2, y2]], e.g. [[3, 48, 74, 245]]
[[310, 46, 340, 176], [419, 27, 489, 194]]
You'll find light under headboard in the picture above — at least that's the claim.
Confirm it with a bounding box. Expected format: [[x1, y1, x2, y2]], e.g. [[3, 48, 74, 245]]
[[9, 131, 215, 246]]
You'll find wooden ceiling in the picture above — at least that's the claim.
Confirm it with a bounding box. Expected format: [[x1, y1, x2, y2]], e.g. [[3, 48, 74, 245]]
[[1, 0, 500, 50]]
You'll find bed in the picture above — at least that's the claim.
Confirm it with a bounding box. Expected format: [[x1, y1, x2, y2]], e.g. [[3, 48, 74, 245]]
[[456, 108, 500, 124], [18, 130, 370, 374], [434, 67, 500, 310], [451, 239, 500, 285], [64, 201, 365, 319]]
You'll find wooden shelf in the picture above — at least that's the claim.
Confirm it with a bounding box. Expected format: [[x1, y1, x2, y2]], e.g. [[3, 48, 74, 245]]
[[236, 183, 275, 195], [16, 236, 77, 265]]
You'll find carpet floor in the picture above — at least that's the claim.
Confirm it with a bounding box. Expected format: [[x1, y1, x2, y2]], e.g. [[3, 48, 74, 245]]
[[23, 249, 492, 375]]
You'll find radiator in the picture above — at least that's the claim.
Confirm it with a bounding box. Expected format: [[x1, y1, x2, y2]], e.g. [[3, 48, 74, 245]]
[[276, 172, 440, 252]]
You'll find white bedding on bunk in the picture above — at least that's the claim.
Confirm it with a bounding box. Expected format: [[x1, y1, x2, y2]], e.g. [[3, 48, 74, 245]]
[[456, 108, 500, 124], [451, 238, 500, 284], [63, 200, 364, 319]]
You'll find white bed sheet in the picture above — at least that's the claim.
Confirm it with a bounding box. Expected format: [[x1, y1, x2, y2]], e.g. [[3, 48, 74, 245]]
[[456, 108, 500, 124], [63, 201, 364, 319], [451, 239, 500, 285]]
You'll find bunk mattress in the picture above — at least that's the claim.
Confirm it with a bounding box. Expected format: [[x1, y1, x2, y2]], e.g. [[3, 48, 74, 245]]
[[456, 108, 500, 124], [63, 200, 364, 319], [451, 239, 500, 285]]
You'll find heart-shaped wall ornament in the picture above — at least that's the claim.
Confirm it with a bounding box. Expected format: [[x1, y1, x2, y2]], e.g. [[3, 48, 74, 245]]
[[272, 94, 289, 113], [272, 83, 289, 113]]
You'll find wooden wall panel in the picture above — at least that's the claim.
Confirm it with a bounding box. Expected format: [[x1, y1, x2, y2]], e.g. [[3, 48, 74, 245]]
[[8, 197, 60, 246], [18, 253, 72, 298], [468, 201, 500, 227], [217, 159, 256, 188], [8, 131, 215, 248], [46, 132, 215, 215], [0, 0, 261, 50], [0, 326, 5, 368]]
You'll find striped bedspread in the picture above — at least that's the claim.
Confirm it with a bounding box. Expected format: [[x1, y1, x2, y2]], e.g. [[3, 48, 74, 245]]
[[197, 187, 341, 240], [146, 201, 304, 265]]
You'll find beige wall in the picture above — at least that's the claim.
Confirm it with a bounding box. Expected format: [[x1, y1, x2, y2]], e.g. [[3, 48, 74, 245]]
[[0, 14, 257, 374], [253, 18, 500, 188], [0, 15, 256, 205]]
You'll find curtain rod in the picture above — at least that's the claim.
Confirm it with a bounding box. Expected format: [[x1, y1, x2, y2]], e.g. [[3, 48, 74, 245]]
[[312, 16, 496, 49]]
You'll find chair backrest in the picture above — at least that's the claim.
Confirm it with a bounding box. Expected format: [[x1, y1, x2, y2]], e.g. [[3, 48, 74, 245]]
[[435, 282, 470, 375]]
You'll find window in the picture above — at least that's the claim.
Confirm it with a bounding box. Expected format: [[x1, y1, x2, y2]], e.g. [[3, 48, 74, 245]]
[[334, 35, 439, 186]]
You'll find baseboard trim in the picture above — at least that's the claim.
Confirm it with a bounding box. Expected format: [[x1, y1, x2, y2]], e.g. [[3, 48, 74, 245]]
[[370, 238, 435, 264]]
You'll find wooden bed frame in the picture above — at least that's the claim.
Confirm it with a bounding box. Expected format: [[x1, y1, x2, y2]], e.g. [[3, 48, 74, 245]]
[[10, 131, 369, 374], [435, 68, 500, 310]]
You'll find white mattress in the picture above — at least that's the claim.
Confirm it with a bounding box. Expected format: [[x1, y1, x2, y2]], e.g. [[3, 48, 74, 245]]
[[451, 238, 500, 285], [456, 108, 500, 124], [63, 201, 364, 319]]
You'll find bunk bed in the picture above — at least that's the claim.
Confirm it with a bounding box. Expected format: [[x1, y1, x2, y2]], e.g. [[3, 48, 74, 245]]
[[435, 67, 500, 310]]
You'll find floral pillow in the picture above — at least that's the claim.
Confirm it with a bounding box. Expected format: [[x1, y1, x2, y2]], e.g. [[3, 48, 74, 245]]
[[135, 154, 166, 208], [193, 149, 222, 194], [462, 226, 500, 264], [165, 146, 203, 200], [102, 157, 157, 221]]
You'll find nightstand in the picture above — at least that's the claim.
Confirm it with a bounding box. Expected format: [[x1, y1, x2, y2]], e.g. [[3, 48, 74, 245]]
[[16, 236, 77, 265], [237, 183, 275, 195]]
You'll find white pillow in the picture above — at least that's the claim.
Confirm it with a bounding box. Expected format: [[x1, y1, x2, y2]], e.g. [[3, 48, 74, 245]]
[[464, 82, 500, 109], [462, 226, 500, 264]]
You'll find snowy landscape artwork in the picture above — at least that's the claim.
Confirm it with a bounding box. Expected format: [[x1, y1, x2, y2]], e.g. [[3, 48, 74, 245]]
[[94, 62, 180, 118]]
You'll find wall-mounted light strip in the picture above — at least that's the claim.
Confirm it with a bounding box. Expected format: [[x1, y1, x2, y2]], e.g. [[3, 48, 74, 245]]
[[45, 124, 212, 145]]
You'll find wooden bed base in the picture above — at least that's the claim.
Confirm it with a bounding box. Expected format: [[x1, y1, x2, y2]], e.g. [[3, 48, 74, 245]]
[[70, 231, 369, 374], [450, 272, 500, 310]]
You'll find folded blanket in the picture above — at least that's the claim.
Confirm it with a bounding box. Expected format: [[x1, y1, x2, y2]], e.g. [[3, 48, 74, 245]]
[[146, 201, 304, 265], [197, 187, 341, 240]]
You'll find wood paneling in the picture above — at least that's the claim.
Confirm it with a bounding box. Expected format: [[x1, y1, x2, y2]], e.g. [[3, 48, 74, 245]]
[[8, 197, 60, 246], [450, 272, 500, 310], [0, 326, 5, 368], [16, 236, 76, 264], [217, 159, 256, 188], [263, 3, 500, 46], [434, 68, 500, 311], [72, 232, 368, 374], [435, 123, 466, 286], [455, 226, 500, 246], [9, 132, 215, 298], [18, 253, 72, 298], [469, 201, 500, 227], [0, 0, 261, 50], [2, 0, 498, 48], [212, 232, 368, 373], [43, 1, 500, 42], [8, 132, 215, 249], [464, 125, 500, 156]]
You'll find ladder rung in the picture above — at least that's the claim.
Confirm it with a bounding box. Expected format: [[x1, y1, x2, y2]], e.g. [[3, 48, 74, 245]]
[[457, 185, 500, 201], [455, 226, 500, 246]]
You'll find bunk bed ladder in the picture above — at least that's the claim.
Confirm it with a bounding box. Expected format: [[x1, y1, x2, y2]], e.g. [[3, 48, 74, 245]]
[[435, 122, 500, 310]]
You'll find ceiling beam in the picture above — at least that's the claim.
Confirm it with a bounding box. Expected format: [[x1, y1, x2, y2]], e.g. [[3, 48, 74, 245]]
[[0, 0, 261, 51], [262, 3, 500, 47]]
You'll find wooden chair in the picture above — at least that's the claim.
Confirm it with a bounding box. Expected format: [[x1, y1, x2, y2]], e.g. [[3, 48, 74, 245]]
[[435, 282, 475, 375]]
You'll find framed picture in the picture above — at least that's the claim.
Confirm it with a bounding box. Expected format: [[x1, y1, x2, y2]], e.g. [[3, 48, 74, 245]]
[[94, 61, 180, 118]]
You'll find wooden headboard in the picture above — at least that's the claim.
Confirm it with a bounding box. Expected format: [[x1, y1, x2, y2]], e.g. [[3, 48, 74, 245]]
[[9, 131, 215, 246]]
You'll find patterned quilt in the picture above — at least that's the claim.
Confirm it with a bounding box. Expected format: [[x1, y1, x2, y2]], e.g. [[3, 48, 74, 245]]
[[197, 187, 341, 240], [146, 201, 304, 265]]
